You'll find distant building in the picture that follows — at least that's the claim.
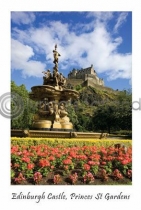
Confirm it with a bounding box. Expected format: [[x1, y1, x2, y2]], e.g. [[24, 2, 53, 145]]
[[68, 64, 104, 87]]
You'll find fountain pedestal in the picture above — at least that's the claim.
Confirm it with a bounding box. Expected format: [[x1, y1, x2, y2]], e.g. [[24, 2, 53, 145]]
[[32, 120, 52, 130]]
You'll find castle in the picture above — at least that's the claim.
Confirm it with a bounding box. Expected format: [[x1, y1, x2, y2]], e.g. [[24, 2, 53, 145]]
[[68, 64, 104, 87]]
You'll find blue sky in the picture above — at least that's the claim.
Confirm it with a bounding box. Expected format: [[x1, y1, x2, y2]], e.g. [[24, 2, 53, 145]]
[[11, 12, 132, 91]]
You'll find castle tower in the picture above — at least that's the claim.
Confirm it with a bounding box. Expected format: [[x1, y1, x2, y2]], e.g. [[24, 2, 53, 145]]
[[72, 69, 77, 78], [90, 64, 96, 76]]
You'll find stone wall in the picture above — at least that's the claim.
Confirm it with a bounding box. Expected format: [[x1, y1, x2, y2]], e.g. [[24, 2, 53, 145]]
[[82, 80, 116, 93], [84, 74, 104, 86], [66, 79, 83, 87], [66, 78, 117, 93]]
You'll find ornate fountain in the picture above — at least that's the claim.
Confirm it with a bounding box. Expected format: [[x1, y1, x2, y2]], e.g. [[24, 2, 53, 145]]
[[29, 45, 79, 131], [11, 45, 106, 138]]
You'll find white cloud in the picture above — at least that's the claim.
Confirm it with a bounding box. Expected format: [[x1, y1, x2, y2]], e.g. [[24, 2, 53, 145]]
[[113, 12, 128, 33], [11, 12, 131, 81], [11, 39, 46, 77], [105, 54, 132, 80], [11, 12, 35, 25], [86, 12, 114, 22]]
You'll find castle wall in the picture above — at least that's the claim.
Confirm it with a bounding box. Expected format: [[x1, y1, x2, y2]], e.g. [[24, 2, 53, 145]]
[[66, 79, 83, 86], [68, 66, 96, 79], [99, 79, 104, 86], [68, 65, 104, 87], [82, 80, 114, 93], [87, 76, 99, 85], [76, 71, 85, 79]]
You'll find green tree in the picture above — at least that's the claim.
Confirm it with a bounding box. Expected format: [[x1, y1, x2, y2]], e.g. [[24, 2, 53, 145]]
[[91, 102, 119, 133], [91, 90, 132, 133], [11, 81, 37, 129], [67, 104, 79, 131], [116, 89, 132, 131], [76, 113, 93, 131]]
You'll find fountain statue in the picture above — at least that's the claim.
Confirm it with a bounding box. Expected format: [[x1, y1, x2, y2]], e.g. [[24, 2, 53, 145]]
[[29, 45, 79, 131]]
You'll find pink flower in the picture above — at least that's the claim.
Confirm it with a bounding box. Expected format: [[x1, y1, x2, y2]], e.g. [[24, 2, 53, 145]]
[[14, 173, 25, 184], [33, 172, 42, 183], [51, 165, 55, 169], [100, 169, 109, 181], [69, 173, 78, 184], [83, 172, 95, 183], [113, 169, 123, 180], [53, 174, 62, 184], [127, 170, 132, 178]]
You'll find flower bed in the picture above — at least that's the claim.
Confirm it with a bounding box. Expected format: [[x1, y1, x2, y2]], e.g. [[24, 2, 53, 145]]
[[11, 138, 132, 185], [11, 137, 132, 147]]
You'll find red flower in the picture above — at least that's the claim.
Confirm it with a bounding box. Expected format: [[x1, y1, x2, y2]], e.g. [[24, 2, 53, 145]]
[[27, 163, 34, 170], [69, 151, 77, 158], [77, 155, 87, 160], [21, 157, 30, 163], [55, 153, 61, 158], [39, 159, 50, 167], [121, 159, 129, 165], [83, 164, 90, 171], [67, 156, 72, 159], [63, 159, 72, 165], [11, 146, 19, 153], [88, 161, 96, 166], [48, 156, 55, 161], [117, 157, 124, 161], [101, 161, 107, 165], [22, 150, 28, 155], [89, 154, 100, 160]]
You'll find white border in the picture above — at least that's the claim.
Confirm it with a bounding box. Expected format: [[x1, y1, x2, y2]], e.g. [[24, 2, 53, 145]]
[[0, 1, 141, 209]]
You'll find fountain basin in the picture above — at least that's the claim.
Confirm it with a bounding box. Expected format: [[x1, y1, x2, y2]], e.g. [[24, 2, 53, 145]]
[[29, 85, 79, 101]]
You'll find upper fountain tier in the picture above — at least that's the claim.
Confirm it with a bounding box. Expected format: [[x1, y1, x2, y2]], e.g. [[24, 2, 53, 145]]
[[29, 44, 79, 101]]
